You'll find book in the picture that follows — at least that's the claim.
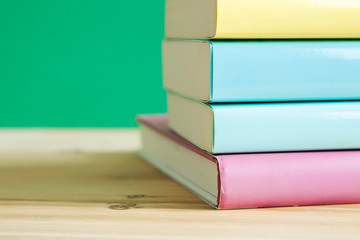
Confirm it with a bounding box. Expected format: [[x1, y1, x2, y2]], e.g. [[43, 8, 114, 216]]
[[168, 93, 360, 154], [163, 40, 360, 103], [165, 0, 360, 39], [138, 115, 360, 209]]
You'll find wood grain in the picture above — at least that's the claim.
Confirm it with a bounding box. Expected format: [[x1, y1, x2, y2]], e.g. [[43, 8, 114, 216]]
[[0, 129, 359, 240]]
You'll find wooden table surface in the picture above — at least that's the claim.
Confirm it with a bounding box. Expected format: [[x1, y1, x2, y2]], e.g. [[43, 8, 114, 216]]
[[0, 129, 359, 240]]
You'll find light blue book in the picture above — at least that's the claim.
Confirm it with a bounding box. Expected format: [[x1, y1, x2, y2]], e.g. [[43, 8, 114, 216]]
[[168, 93, 360, 154], [163, 40, 360, 102]]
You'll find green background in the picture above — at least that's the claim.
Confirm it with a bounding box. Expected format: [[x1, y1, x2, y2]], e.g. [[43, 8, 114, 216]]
[[0, 0, 166, 127]]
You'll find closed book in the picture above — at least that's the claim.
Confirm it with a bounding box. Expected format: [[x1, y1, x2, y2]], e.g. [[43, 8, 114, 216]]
[[168, 93, 360, 154], [165, 0, 360, 39], [138, 115, 360, 209], [163, 40, 360, 103]]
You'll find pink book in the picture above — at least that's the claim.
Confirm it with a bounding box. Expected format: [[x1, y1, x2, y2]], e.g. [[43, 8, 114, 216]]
[[137, 115, 360, 209]]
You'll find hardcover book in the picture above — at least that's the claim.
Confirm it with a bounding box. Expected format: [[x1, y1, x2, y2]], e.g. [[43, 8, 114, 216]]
[[138, 115, 360, 209], [165, 0, 360, 39], [168, 93, 360, 154], [163, 40, 360, 102]]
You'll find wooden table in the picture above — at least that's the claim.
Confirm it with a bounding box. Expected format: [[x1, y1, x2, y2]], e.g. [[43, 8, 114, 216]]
[[0, 130, 359, 240]]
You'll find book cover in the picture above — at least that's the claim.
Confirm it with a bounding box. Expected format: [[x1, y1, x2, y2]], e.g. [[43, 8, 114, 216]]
[[138, 115, 360, 209], [163, 40, 360, 102], [166, 0, 360, 39], [168, 93, 360, 154]]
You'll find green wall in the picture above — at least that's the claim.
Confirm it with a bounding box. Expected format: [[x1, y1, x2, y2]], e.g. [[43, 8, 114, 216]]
[[0, 0, 166, 127]]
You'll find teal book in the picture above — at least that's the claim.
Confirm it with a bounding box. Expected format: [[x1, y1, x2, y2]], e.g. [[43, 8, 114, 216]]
[[163, 40, 360, 102], [168, 93, 360, 154]]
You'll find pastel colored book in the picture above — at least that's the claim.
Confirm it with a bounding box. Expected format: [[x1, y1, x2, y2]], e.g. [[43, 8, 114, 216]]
[[168, 93, 360, 154], [138, 115, 360, 209], [163, 40, 360, 103], [165, 0, 360, 39]]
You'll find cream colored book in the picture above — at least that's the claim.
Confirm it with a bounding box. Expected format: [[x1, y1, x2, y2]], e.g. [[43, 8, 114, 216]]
[[165, 0, 360, 39]]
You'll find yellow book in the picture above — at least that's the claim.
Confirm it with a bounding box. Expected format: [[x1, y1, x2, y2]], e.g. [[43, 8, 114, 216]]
[[165, 0, 360, 39]]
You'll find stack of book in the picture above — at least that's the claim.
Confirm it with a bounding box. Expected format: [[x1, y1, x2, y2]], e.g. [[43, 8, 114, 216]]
[[138, 0, 360, 209]]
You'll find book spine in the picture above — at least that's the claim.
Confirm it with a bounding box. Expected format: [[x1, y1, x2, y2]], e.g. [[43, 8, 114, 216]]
[[217, 151, 360, 209], [211, 41, 360, 102], [212, 101, 360, 153], [215, 0, 360, 38]]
